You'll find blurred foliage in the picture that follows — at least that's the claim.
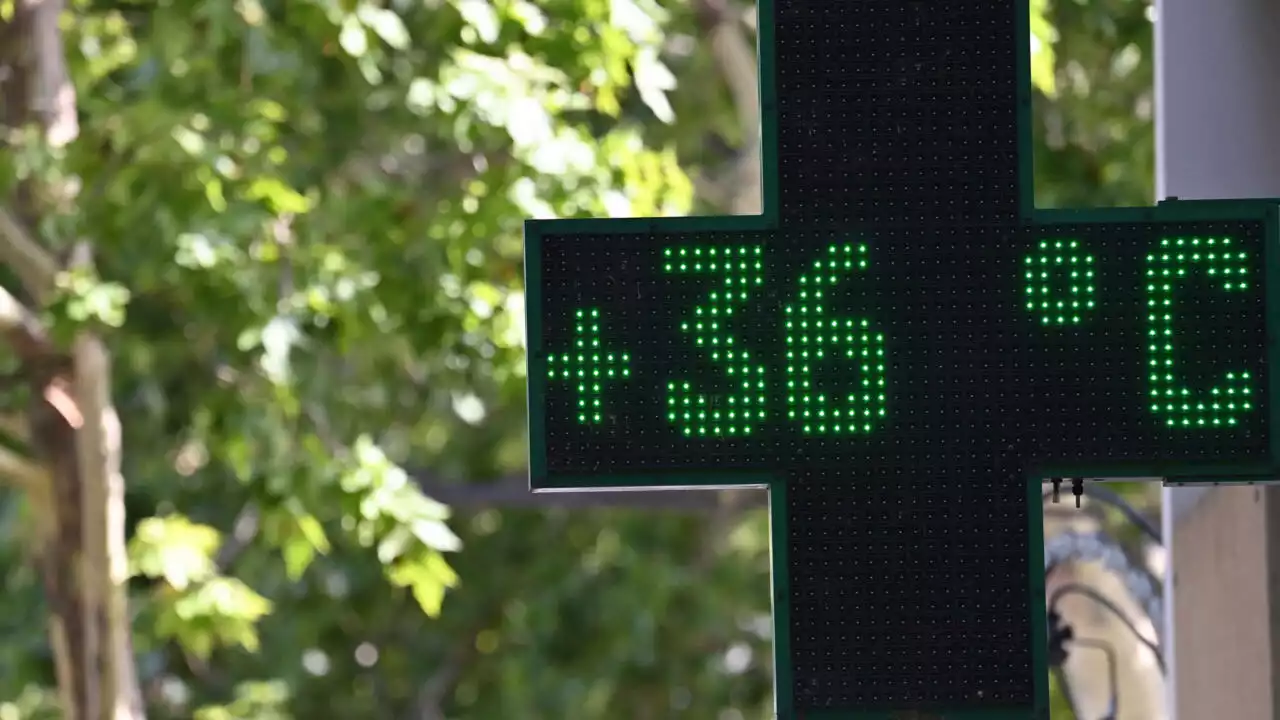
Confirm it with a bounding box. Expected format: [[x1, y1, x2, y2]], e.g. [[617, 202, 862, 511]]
[[1032, 0, 1155, 209], [0, 0, 1154, 717]]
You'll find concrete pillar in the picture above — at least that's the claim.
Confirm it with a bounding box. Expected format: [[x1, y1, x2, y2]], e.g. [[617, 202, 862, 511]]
[[1156, 0, 1280, 716]]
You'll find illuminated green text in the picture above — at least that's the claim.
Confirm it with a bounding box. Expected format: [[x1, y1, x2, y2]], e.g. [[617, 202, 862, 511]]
[[784, 243, 886, 434], [1024, 239, 1096, 325], [1145, 236, 1254, 428], [663, 245, 767, 437], [547, 308, 631, 424]]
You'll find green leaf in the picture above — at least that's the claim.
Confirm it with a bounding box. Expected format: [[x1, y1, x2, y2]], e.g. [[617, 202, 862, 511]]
[[633, 47, 676, 123], [245, 177, 313, 214], [56, 269, 132, 329], [154, 577, 274, 659], [455, 0, 501, 44], [339, 16, 369, 57], [376, 524, 413, 563], [388, 551, 459, 617], [282, 537, 316, 580], [195, 681, 293, 720], [128, 515, 220, 590], [1029, 0, 1058, 97], [410, 517, 462, 552], [357, 5, 411, 50]]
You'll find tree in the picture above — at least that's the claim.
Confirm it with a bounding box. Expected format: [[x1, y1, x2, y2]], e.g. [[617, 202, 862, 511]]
[[0, 0, 771, 717], [0, 0, 142, 715]]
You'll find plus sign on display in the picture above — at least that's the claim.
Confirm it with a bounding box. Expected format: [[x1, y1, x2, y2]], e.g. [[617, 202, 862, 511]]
[[523, 0, 1279, 717]]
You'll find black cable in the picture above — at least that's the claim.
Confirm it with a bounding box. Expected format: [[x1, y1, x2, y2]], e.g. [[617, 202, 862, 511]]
[[1085, 485, 1161, 545], [1042, 481, 1162, 545], [1049, 582, 1165, 674], [1048, 607, 1119, 719], [1043, 529, 1165, 648], [1043, 481, 1164, 715]]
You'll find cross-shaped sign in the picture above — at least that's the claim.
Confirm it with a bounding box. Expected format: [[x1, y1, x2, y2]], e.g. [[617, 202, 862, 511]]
[[524, 0, 1279, 716]]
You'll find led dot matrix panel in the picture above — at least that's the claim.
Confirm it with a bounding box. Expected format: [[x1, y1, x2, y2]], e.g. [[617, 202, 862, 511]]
[[523, 0, 1280, 717]]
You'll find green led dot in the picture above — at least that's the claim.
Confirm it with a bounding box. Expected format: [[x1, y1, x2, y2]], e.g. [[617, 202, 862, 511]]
[[664, 244, 767, 436], [548, 308, 632, 426], [782, 243, 887, 435], [1145, 235, 1255, 429], [1024, 239, 1096, 326]]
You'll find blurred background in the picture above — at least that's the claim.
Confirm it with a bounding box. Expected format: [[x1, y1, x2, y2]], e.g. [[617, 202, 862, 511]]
[[0, 0, 1162, 717]]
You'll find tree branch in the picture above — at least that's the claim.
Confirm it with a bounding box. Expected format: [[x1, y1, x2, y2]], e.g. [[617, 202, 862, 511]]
[[691, 0, 762, 215], [299, 395, 752, 512], [0, 282, 55, 357], [0, 411, 31, 442], [71, 333, 143, 717], [407, 636, 474, 720], [409, 468, 765, 512], [0, 205, 59, 303], [0, 440, 46, 491], [214, 503, 260, 571], [2, 2, 147, 717]]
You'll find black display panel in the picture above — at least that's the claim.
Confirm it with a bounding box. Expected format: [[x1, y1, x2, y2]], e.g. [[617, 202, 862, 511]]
[[538, 221, 1271, 480]]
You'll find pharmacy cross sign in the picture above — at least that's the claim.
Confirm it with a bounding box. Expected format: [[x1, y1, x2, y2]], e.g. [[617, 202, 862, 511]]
[[523, 0, 1279, 717]]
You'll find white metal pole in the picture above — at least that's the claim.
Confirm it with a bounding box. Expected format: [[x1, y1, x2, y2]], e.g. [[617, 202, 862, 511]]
[[1156, 0, 1280, 715]]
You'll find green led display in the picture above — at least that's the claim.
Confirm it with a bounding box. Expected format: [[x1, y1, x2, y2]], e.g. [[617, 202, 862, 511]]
[[1146, 236, 1254, 428], [546, 234, 1265, 433], [546, 307, 630, 424], [663, 245, 767, 437], [784, 243, 886, 434], [1023, 239, 1096, 325]]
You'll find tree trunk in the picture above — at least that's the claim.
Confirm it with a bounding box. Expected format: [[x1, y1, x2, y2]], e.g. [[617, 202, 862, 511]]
[[0, 2, 145, 718]]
